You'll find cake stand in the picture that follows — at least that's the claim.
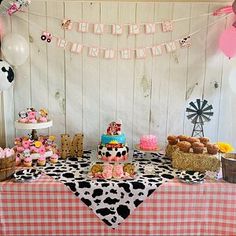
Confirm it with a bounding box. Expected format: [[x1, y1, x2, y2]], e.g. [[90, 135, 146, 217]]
[[15, 120, 54, 159], [15, 120, 53, 140], [135, 144, 161, 158]]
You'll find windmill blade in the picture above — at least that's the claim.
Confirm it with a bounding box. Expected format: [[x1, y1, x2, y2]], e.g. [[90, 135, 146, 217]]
[[202, 111, 214, 116], [200, 100, 208, 110], [189, 101, 198, 111], [191, 114, 199, 124], [201, 114, 211, 122], [187, 113, 198, 120], [196, 99, 202, 110], [202, 105, 213, 112], [186, 107, 198, 113]]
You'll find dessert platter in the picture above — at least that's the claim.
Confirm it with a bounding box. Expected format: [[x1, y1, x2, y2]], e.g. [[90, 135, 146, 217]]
[[14, 108, 60, 167], [88, 162, 138, 179]]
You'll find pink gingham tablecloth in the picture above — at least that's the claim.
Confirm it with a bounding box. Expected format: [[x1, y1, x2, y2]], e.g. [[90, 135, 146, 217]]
[[0, 174, 236, 236]]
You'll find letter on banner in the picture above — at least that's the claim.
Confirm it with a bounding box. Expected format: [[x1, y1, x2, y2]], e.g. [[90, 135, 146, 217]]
[[151, 45, 162, 56], [57, 38, 67, 48], [112, 24, 123, 35], [88, 47, 99, 57], [162, 20, 173, 32], [136, 48, 146, 59], [165, 42, 177, 53], [70, 43, 83, 54], [129, 24, 140, 34], [120, 49, 131, 59], [94, 24, 104, 34], [104, 49, 115, 59], [78, 22, 89, 33], [145, 23, 156, 34]]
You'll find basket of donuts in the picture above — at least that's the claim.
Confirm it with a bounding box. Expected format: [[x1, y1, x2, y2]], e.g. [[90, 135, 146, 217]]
[[166, 135, 221, 172], [0, 148, 16, 181]]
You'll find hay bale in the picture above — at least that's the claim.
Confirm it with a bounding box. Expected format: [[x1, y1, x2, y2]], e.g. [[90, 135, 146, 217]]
[[165, 144, 178, 159], [172, 150, 220, 172]]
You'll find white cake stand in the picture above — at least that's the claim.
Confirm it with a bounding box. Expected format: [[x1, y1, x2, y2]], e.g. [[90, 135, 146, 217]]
[[135, 144, 161, 158], [15, 120, 53, 140]]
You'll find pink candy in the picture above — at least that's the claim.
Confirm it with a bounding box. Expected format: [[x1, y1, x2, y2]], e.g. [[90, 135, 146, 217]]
[[0, 148, 15, 158]]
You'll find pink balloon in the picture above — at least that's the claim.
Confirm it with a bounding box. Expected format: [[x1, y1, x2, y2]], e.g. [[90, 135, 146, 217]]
[[219, 26, 236, 58]]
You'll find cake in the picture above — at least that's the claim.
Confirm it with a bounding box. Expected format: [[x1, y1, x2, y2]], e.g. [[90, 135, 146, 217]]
[[89, 163, 136, 179], [139, 135, 158, 151], [97, 120, 129, 162]]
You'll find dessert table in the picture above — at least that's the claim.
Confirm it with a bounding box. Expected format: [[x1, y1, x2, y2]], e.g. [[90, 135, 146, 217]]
[[0, 152, 236, 235]]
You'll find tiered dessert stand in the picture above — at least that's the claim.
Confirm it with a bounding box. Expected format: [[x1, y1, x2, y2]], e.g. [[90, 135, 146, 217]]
[[15, 120, 53, 159]]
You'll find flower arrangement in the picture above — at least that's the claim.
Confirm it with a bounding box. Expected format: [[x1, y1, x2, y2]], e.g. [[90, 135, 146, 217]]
[[216, 142, 234, 153]]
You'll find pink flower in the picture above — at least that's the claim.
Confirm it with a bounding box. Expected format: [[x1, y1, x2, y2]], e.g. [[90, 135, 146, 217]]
[[38, 146, 46, 155], [112, 165, 124, 179], [16, 146, 24, 152], [22, 140, 31, 149]]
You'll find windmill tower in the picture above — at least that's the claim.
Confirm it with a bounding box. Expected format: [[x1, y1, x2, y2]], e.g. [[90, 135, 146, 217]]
[[186, 99, 213, 137]]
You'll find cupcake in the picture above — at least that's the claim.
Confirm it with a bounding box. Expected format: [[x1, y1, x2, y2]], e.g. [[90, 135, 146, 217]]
[[167, 135, 178, 145], [206, 143, 219, 155], [199, 137, 210, 146], [177, 141, 191, 153], [23, 157, 32, 167], [50, 154, 59, 164], [192, 142, 204, 154], [102, 164, 113, 179], [112, 164, 124, 179], [123, 163, 135, 175], [37, 156, 46, 166], [178, 135, 189, 142], [91, 164, 103, 174], [187, 137, 200, 144]]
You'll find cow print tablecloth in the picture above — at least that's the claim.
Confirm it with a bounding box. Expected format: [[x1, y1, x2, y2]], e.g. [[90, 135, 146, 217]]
[[37, 150, 179, 228]]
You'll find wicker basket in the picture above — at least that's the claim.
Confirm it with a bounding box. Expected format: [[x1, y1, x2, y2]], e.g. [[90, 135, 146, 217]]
[[0, 154, 16, 181], [222, 153, 236, 183]]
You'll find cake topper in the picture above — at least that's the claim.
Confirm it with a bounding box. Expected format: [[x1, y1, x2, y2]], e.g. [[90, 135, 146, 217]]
[[106, 120, 122, 135]]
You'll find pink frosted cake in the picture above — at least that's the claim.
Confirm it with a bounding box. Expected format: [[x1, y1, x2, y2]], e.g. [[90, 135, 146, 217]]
[[139, 135, 158, 151]]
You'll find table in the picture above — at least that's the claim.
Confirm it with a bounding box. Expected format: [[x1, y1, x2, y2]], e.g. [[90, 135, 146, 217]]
[[1, 173, 236, 235]]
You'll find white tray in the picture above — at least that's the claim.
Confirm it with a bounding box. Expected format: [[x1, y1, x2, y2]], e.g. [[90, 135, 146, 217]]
[[15, 120, 53, 130]]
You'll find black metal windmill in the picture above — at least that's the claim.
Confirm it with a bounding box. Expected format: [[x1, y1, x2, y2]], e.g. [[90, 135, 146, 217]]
[[186, 99, 213, 137]]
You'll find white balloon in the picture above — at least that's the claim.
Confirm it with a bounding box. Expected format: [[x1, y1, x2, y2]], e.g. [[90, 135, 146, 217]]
[[1, 33, 29, 66], [0, 59, 14, 91]]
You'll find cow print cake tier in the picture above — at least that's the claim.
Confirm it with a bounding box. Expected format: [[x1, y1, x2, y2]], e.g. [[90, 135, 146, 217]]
[[97, 120, 129, 162]]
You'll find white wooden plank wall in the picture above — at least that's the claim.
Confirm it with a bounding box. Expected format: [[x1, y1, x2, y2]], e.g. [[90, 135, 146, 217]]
[[1, 1, 236, 150]]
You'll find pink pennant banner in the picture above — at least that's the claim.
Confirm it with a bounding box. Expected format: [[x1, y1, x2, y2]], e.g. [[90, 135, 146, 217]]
[[120, 49, 131, 59], [70, 43, 83, 54], [165, 42, 177, 53], [78, 22, 89, 33], [112, 24, 123, 35], [88, 47, 99, 57], [145, 23, 156, 34], [57, 38, 68, 48], [151, 45, 162, 56], [104, 49, 115, 59], [136, 48, 146, 59], [162, 20, 173, 32], [94, 24, 104, 34], [129, 24, 140, 35]]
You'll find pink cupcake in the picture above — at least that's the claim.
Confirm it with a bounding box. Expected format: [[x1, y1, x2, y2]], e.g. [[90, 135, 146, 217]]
[[112, 165, 124, 179], [37, 156, 46, 166], [50, 154, 58, 164], [102, 164, 113, 179], [23, 157, 32, 167]]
